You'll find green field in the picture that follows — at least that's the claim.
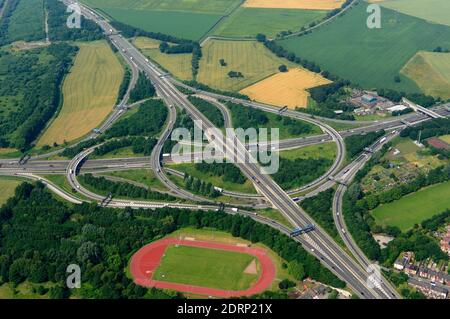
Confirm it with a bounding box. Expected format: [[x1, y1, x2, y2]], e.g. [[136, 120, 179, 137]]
[[102, 169, 168, 192], [168, 162, 257, 194], [153, 245, 260, 290], [83, 0, 241, 14], [401, 51, 450, 99], [212, 7, 326, 38], [279, 142, 337, 161], [372, 180, 450, 231], [0, 176, 21, 206], [83, 0, 242, 40], [374, 0, 450, 27], [198, 39, 295, 91], [277, 3, 450, 92], [4, 0, 45, 43]]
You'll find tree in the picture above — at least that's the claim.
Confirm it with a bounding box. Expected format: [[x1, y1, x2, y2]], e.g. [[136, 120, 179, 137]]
[[278, 279, 296, 290], [288, 261, 305, 280], [77, 241, 100, 264], [279, 65, 288, 72]]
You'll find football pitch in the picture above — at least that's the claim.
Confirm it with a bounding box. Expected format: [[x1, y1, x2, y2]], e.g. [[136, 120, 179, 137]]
[[153, 245, 260, 291]]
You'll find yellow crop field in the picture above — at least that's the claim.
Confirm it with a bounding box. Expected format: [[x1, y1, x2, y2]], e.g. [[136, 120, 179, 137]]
[[134, 37, 193, 81], [240, 68, 331, 108], [440, 135, 450, 144], [38, 41, 124, 146], [197, 39, 294, 91], [401, 51, 450, 100], [243, 0, 345, 10]]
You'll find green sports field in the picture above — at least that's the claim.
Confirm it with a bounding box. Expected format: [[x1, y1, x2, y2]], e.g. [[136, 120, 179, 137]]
[[372, 180, 450, 232], [153, 245, 260, 290], [212, 7, 326, 38], [277, 3, 450, 93]]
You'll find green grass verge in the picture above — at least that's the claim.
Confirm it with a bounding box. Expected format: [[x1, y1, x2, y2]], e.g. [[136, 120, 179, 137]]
[[167, 163, 257, 194], [372, 180, 450, 232], [101, 169, 168, 192]]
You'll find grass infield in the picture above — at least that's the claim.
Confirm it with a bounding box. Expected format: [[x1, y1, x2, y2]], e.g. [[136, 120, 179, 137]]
[[153, 245, 260, 291]]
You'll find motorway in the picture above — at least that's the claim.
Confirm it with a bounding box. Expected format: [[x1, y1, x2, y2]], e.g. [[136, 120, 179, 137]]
[[69, 6, 397, 299], [4, 0, 450, 299]]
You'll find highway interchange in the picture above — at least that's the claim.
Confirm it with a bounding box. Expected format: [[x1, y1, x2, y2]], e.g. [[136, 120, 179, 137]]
[[2, 0, 450, 299]]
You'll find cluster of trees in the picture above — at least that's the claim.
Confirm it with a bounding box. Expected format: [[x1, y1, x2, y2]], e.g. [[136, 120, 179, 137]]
[[0, 44, 77, 150], [400, 118, 450, 141], [381, 232, 448, 266], [259, 36, 324, 75], [278, 115, 314, 136], [45, 0, 103, 42], [226, 101, 268, 131], [80, 173, 176, 202], [159, 42, 193, 54], [93, 137, 157, 157], [433, 46, 450, 53], [273, 157, 332, 190], [421, 209, 450, 232], [191, 44, 202, 77], [300, 189, 339, 240], [128, 72, 156, 103], [228, 71, 243, 78], [188, 96, 224, 128], [392, 108, 413, 117], [184, 81, 250, 100], [0, 182, 344, 298], [345, 130, 385, 158], [61, 139, 99, 158], [298, 80, 355, 120], [116, 68, 131, 104], [194, 162, 246, 184], [0, 0, 46, 45], [0, 0, 19, 46], [163, 109, 196, 154], [183, 173, 220, 198], [377, 88, 438, 107], [106, 100, 168, 138]]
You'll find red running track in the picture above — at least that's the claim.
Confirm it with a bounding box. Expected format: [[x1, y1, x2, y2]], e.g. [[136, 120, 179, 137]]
[[130, 237, 276, 298]]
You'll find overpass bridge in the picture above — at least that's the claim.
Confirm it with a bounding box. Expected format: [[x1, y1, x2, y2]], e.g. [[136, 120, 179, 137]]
[[403, 98, 444, 119]]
